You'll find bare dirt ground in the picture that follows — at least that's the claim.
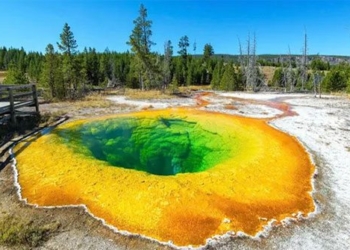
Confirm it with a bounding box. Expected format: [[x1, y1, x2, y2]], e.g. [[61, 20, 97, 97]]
[[1, 91, 349, 249]]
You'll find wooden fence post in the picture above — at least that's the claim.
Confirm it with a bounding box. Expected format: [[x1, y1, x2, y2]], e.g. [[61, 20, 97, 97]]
[[32, 84, 39, 113], [8, 87, 17, 126]]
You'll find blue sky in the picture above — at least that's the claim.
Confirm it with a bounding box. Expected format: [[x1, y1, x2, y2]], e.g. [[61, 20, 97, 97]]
[[1, 0, 350, 55]]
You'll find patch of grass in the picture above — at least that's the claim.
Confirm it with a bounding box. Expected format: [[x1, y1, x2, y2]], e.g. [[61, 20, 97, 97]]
[[106, 86, 214, 100], [329, 92, 350, 98], [124, 88, 174, 100], [103, 88, 126, 95], [261, 66, 276, 83], [0, 215, 60, 248], [73, 93, 114, 108]]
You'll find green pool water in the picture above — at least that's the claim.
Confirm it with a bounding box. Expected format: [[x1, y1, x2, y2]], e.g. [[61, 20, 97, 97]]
[[55, 117, 236, 176]]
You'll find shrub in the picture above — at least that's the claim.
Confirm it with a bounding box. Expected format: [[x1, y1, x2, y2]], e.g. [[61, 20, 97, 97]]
[[323, 70, 347, 92]]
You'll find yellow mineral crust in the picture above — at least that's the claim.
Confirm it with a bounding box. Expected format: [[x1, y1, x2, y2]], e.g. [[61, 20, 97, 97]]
[[14, 108, 315, 246]]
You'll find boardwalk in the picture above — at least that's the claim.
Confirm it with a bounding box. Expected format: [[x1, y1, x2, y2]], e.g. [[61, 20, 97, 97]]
[[0, 84, 39, 126]]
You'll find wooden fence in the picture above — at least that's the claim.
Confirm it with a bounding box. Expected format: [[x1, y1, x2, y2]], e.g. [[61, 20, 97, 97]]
[[0, 84, 39, 126]]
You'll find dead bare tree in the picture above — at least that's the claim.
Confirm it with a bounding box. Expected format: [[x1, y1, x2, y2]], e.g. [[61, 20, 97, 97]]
[[238, 33, 262, 91], [299, 30, 308, 91], [279, 55, 286, 91], [238, 37, 245, 77], [313, 71, 323, 98], [286, 46, 297, 92], [106, 54, 117, 88]]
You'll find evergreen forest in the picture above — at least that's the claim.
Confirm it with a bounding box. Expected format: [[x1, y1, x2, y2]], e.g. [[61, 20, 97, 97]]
[[1, 4, 350, 100]]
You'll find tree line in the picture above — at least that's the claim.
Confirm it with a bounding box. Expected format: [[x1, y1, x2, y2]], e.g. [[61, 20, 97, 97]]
[[1, 4, 349, 99], [270, 59, 350, 93]]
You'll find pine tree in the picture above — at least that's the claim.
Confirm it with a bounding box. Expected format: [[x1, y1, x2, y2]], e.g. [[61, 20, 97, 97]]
[[0, 47, 5, 70], [203, 44, 214, 62], [83, 47, 100, 86], [170, 75, 179, 94], [57, 23, 78, 56], [127, 4, 156, 90], [271, 68, 284, 87], [114, 52, 130, 86], [99, 48, 113, 85], [177, 35, 190, 85], [57, 23, 79, 98], [17, 47, 27, 73], [211, 60, 224, 89], [40, 44, 64, 99], [220, 63, 235, 91], [27, 52, 43, 83], [202, 43, 214, 84], [162, 40, 173, 91], [178, 36, 190, 58], [186, 60, 193, 86], [3, 63, 29, 85], [174, 57, 184, 85]]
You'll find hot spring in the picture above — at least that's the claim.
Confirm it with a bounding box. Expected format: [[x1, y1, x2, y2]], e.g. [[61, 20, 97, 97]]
[[13, 108, 315, 246], [57, 117, 236, 176]]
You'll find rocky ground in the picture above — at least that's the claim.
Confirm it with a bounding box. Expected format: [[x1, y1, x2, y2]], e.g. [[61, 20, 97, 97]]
[[0, 91, 349, 249]]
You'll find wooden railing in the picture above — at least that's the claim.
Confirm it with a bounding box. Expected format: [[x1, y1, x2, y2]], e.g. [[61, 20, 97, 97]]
[[0, 84, 39, 126]]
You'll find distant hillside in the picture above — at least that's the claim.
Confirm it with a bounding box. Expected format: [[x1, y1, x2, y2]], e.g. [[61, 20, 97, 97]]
[[191, 54, 350, 65], [259, 54, 350, 65]]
